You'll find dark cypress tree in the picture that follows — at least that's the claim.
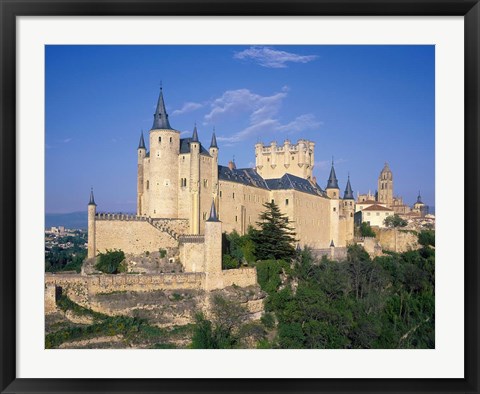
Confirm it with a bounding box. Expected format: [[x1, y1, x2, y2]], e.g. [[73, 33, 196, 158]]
[[251, 201, 297, 261]]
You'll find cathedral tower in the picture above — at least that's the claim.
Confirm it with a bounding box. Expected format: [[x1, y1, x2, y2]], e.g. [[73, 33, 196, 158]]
[[378, 162, 393, 207], [147, 87, 180, 218]]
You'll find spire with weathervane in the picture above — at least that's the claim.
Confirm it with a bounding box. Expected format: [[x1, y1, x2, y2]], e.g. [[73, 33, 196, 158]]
[[192, 123, 199, 142], [88, 187, 96, 206], [326, 158, 339, 189], [343, 174, 354, 200], [151, 85, 172, 130], [210, 128, 218, 149], [138, 130, 146, 150]]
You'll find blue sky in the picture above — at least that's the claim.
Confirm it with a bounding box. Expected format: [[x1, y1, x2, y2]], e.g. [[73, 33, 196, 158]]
[[46, 45, 434, 213]]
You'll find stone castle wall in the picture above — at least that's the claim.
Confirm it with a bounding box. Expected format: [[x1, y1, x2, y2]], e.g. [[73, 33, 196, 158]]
[[373, 228, 420, 253], [222, 267, 257, 288], [94, 216, 185, 255], [179, 236, 205, 272], [45, 272, 205, 309]]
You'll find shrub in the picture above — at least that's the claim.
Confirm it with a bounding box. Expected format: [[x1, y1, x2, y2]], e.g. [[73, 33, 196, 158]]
[[418, 230, 435, 247], [359, 222, 376, 237], [95, 249, 126, 274], [159, 249, 167, 258], [261, 312, 276, 329]]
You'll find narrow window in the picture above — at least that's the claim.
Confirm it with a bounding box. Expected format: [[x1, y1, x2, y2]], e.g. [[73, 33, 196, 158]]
[[233, 192, 235, 199], [220, 191, 222, 198], [333, 207, 336, 212], [146, 180, 149, 190], [159, 137, 161, 143], [285, 199, 289, 206], [350, 213, 353, 217], [170, 137, 172, 143], [235, 215, 238, 222]]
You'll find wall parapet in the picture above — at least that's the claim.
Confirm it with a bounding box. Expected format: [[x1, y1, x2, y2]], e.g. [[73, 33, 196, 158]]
[[45, 272, 205, 294], [179, 235, 205, 244]]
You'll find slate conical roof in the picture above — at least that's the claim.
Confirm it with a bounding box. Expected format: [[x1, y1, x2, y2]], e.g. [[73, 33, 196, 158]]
[[326, 160, 339, 189], [210, 130, 218, 148], [343, 175, 354, 200], [192, 124, 199, 142], [138, 130, 146, 150], [206, 200, 219, 222], [151, 87, 172, 130], [88, 188, 96, 206]]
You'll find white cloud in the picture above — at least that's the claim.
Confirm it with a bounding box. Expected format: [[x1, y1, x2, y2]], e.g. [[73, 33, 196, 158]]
[[315, 158, 347, 171], [210, 87, 321, 144], [234, 46, 317, 68], [172, 102, 203, 116], [63, 138, 72, 143]]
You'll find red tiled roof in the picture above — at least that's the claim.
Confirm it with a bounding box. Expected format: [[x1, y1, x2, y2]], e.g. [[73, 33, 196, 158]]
[[357, 200, 377, 204], [362, 204, 393, 212]]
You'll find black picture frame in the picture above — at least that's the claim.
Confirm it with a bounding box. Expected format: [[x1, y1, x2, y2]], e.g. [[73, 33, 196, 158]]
[[1, 1, 479, 393]]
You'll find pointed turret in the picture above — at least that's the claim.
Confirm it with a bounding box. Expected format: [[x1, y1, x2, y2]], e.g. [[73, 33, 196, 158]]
[[88, 188, 96, 206], [417, 191, 423, 203], [138, 130, 146, 150], [326, 159, 339, 189], [343, 175, 354, 200], [206, 199, 219, 222], [151, 87, 172, 130], [210, 129, 218, 148], [192, 123, 199, 142]]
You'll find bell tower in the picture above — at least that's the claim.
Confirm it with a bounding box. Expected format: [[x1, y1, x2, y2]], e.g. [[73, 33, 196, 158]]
[[378, 162, 393, 207]]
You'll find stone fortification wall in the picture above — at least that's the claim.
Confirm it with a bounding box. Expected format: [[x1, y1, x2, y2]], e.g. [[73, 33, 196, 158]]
[[179, 236, 205, 272], [222, 267, 257, 288], [311, 247, 348, 261], [45, 272, 204, 309], [373, 228, 420, 253], [94, 215, 184, 255]]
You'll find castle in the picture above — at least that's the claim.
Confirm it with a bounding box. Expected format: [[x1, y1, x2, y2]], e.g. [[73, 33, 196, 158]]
[[87, 88, 356, 289]]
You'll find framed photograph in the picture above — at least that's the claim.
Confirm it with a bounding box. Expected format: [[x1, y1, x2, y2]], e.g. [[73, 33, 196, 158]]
[[1, 1, 478, 393]]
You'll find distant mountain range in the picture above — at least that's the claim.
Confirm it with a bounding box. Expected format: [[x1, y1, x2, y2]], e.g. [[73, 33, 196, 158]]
[[45, 211, 88, 229]]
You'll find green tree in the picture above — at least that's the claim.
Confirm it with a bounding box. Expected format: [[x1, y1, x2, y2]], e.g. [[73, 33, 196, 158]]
[[95, 249, 126, 274], [418, 230, 435, 247], [251, 201, 297, 261], [359, 222, 376, 237], [384, 214, 408, 228]]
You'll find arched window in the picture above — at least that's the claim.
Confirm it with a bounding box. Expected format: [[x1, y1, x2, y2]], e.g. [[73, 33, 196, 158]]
[[146, 180, 149, 190], [159, 137, 161, 143], [170, 137, 172, 143]]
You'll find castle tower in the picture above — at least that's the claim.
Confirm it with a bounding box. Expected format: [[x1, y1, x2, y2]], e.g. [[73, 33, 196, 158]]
[[307, 141, 315, 180], [326, 160, 340, 247], [204, 200, 223, 291], [209, 129, 219, 208], [378, 162, 393, 207], [137, 130, 146, 215], [342, 175, 355, 243], [325, 159, 340, 199], [190, 125, 200, 234], [147, 87, 180, 218], [255, 139, 316, 180], [87, 188, 97, 259]]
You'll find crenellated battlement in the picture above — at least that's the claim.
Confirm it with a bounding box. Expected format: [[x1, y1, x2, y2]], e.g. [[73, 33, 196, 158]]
[[255, 139, 315, 180]]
